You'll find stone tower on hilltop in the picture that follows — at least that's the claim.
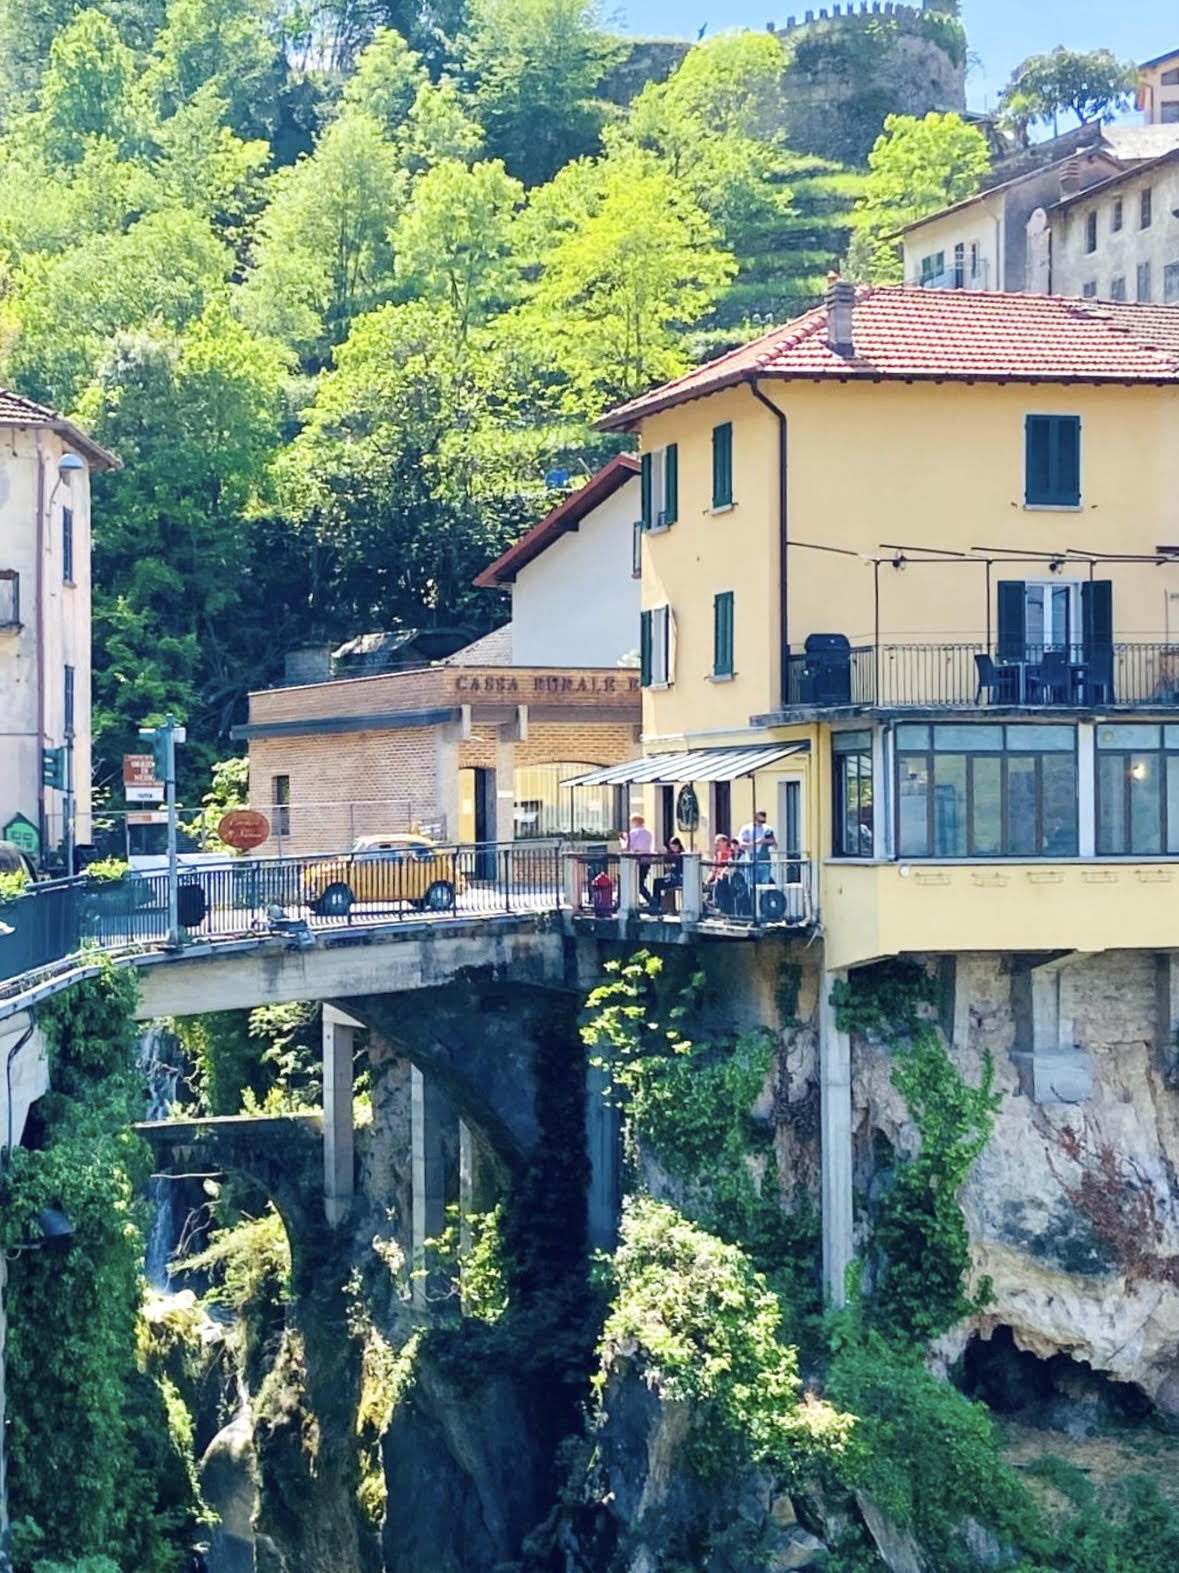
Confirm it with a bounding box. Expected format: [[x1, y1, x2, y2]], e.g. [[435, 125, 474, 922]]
[[774, 0, 967, 164]]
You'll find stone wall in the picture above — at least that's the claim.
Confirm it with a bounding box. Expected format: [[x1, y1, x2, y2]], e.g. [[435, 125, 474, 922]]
[[599, 5, 966, 168]]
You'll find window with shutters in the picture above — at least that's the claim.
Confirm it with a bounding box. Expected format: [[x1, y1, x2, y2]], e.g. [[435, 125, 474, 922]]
[[1085, 210, 1097, 252], [996, 578, 1112, 669], [711, 422, 733, 509], [1165, 261, 1179, 304], [640, 604, 672, 687], [1109, 275, 1126, 301], [64, 664, 75, 736], [639, 444, 679, 532], [1024, 415, 1080, 507], [712, 591, 734, 677], [1141, 187, 1153, 229], [1081, 281, 1097, 298], [1112, 198, 1123, 232], [1138, 261, 1152, 302]]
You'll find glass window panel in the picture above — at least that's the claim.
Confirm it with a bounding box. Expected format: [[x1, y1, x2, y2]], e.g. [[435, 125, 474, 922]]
[[1164, 727, 1179, 750], [1097, 754, 1126, 855], [971, 756, 1002, 854], [1006, 724, 1075, 751], [1097, 724, 1159, 750], [1024, 584, 1045, 647], [1167, 757, 1179, 853], [895, 724, 930, 749], [933, 724, 1003, 752], [1129, 755, 1163, 855], [1040, 753, 1078, 855], [933, 755, 967, 856], [833, 729, 872, 753], [897, 756, 930, 856], [1006, 756, 1037, 855]]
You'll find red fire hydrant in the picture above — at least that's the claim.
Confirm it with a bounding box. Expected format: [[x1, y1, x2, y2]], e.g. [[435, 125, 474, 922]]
[[590, 871, 614, 916]]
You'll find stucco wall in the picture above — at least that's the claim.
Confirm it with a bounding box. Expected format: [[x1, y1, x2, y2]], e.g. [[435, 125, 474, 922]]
[[1052, 161, 1179, 302], [0, 427, 94, 859], [511, 476, 640, 668]]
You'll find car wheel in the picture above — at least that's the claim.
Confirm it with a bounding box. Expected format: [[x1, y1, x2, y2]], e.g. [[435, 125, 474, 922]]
[[318, 881, 354, 917], [424, 880, 455, 912]]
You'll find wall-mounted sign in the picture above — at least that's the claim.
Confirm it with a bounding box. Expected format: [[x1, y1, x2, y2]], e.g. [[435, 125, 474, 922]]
[[123, 753, 164, 802], [2, 813, 40, 856], [676, 785, 700, 833], [217, 809, 270, 852], [453, 671, 641, 696]]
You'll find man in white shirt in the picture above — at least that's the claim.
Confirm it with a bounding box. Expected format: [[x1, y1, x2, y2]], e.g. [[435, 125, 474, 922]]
[[621, 814, 655, 901], [737, 809, 774, 852]]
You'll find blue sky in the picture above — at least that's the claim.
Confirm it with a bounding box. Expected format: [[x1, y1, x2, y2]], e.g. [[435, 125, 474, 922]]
[[613, 0, 1175, 114]]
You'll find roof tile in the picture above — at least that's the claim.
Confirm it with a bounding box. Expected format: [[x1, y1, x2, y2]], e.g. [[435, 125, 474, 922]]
[[598, 288, 1179, 430]]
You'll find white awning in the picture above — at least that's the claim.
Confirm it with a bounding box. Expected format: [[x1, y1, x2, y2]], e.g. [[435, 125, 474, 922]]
[[563, 742, 809, 788]]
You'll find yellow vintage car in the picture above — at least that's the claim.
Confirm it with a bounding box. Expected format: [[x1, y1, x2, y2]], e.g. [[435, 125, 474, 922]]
[[303, 834, 462, 916]]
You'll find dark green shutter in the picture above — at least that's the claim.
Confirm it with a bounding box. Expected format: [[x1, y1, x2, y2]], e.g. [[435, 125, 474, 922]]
[[640, 453, 652, 529], [1082, 579, 1113, 654], [996, 581, 1026, 661], [1025, 415, 1080, 506], [714, 591, 734, 676], [640, 609, 652, 687], [664, 444, 678, 525], [712, 422, 733, 508]]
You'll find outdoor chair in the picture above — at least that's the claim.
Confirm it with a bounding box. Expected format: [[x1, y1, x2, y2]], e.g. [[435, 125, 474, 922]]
[[1029, 649, 1073, 705], [974, 653, 1019, 704]]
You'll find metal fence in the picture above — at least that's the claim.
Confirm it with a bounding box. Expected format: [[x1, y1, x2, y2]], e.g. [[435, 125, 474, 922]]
[[784, 641, 1179, 710], [700, 855, 814, 929]]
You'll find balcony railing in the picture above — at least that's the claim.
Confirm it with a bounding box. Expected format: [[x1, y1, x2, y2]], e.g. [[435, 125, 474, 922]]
[[784, 641, 1179, 710]]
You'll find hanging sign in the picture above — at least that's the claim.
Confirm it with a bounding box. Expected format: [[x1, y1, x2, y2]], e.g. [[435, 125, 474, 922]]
[[217, 809, 270, 852], [675, 784, 700, 833], [2, 813, 39, 856]]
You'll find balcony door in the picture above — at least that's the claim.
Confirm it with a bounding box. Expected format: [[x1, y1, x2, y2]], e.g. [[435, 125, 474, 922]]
[[997, 579, 1112, 665]]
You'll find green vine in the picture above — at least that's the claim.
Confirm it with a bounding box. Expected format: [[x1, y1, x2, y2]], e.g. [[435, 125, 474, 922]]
[[2, 967, 198, 1572]]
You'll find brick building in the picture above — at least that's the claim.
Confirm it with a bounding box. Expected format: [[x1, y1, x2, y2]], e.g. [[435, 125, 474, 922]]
[[234, 460, 643, 854]]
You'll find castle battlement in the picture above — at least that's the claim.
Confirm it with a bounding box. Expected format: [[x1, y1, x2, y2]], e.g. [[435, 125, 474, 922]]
[[777, 1, 944, 32]]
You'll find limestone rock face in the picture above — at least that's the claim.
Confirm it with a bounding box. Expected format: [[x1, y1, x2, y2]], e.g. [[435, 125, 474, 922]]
[[854, 951, 1179, 1408]]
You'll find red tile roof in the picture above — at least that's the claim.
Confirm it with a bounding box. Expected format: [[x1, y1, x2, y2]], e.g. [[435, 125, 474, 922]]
[[474, 453, 640, 587], [0, 388, 119, 469], [597, 288, 1179, 431]]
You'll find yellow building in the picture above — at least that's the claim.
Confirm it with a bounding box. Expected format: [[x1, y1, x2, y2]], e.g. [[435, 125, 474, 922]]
[[596, 281, 1179, 971]]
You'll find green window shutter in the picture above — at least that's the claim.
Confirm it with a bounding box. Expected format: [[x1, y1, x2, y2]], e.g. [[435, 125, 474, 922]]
[[663, 444, 678, 524], [713, 591, 734, 676], [1025, 415, 1080, 506], [640, 452, 652, 529], [712, 422, 733, 508], [640, 609, 652, 687]]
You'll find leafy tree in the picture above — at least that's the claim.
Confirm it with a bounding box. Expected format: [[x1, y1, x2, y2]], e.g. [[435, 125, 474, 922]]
[[240, 108, 405, 362], [149, 0, 285, 141], [280, 298, 556, 637], [78, 303, 287, 789], [392, 157, 522, 330], [342, 26, 481, 169], [999, 46, 1137, 142], [8, 206, 232, 407], [460, 0, 622, 186], [150, 83, 271, 267], [514, 150, 735, 411], [853, 111, 990, 283], [37, 10, 143, 164]]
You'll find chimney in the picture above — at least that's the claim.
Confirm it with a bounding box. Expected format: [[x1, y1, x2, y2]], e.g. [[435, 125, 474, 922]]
[[825, 271, 856, 358], [1058, 156, 1084, 198]]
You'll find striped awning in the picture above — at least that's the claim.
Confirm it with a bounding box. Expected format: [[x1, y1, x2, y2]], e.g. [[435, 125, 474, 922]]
[[563, 742, 809, 788]]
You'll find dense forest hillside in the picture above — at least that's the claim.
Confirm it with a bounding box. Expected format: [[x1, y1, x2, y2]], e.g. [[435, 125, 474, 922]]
[[0, 0, 885, 798]]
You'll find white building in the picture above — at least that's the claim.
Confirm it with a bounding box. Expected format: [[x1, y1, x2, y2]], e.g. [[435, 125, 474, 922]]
[[472, 453, 641, 668], [0, 393, 118, 867], [900, 124, 1179, 298], [1046, 146, 1179, 303]]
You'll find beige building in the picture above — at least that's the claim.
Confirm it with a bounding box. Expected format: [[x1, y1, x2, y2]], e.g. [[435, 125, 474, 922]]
[[236, 461, 643, 854], [1139, 47, 1179, 125], [0, 393, 118, 867], [1046, 147, 1179, 304]]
